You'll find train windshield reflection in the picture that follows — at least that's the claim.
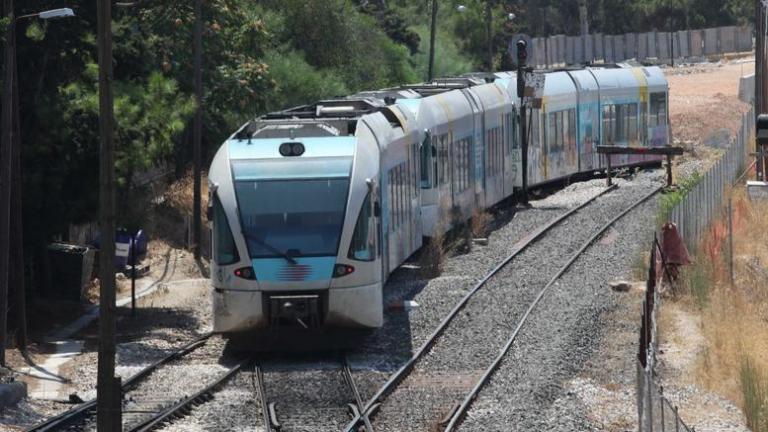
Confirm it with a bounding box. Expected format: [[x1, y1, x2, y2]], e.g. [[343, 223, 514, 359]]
[[235, 178, 350, 259]]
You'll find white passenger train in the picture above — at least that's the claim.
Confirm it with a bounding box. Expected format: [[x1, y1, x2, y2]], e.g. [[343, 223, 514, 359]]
[[208, 64, 669, 335]]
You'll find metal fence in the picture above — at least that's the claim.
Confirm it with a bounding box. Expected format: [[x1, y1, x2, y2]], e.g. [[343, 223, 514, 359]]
[[636, 103, 755, 432], [637, 240, 696, 432], [667, 109, 754, 252], [530, 25, 753, 68]]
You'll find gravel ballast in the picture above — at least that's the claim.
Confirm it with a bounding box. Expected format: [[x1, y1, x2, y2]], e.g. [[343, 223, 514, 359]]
[[364, 177, 662, 432], [459, 183, 661, 430]]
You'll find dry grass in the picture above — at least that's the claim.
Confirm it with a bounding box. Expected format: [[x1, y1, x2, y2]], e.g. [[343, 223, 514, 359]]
[[420, 199, 452, 278], [678, 189, 768, 422], [471, 208, 492, 239], [164, 170, 210, 222]]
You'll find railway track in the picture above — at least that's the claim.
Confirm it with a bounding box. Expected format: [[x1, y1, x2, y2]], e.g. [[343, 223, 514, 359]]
[[25, 333, 233, 432], [343, 183, 662, 432], [252, 353, 373, 432]]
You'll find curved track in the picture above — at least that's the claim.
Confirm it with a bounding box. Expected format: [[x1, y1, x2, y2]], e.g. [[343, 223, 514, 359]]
[[344, 184, 660, 432], [441, 185, 662, 431]]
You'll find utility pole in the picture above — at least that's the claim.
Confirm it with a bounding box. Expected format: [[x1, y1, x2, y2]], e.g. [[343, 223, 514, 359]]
[[193, 0, 203, 260], [10, 34, 25, 350], [0, 0, 15, 366], [97, 0, 121, 429], [485, 1, 493, 72], [428, 0, 438, 81]]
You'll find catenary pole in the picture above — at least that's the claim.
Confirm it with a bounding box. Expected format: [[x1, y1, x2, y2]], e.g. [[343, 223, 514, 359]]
[[97, 0, 121, 429], [428, 0, 438, 81], [193, 0, 203, 260], [0, 0, 15, 366]]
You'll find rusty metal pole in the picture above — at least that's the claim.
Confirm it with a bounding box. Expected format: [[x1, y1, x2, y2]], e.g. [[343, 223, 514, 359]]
[[193, 0, 203, 260], [97, 0, 121, 429]]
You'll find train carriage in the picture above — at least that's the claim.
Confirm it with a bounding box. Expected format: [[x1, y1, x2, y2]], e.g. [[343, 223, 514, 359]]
[[208, 64, 669, 336]]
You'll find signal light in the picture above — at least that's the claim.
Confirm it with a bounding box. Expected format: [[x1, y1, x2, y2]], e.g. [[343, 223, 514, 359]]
[[333, 264, 355, 278], [516, 39, 528, 64], [234, 266, 256, 280]]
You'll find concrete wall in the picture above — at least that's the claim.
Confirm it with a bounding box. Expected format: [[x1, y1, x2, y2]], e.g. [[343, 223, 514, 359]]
[[528, 24, 753, 68]]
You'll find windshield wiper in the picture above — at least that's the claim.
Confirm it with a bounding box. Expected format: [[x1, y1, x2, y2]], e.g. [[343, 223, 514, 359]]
[[241, 231, 298, 265]]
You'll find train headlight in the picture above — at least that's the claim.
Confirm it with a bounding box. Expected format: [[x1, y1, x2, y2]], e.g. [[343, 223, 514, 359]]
[[333, 264, 355, 278], [234, 266, 256, 280], [279, 142, 305, 157]]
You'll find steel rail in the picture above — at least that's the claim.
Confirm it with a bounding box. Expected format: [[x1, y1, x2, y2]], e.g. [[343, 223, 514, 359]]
[[343, 184, 619, 432], [26, 332, 213, 432], [442, 185, 662, 431], [252, 361, 275, 432], [341, 355, 375, 432], [128, 358, 249, 432]]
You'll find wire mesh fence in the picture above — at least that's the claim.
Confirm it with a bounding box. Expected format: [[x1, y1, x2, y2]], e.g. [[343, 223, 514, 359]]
[[668, 108, 754, 252], [636, 239, 696, 432]]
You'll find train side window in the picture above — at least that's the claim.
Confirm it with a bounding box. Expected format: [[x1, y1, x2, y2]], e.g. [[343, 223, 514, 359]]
[[602, 105, 613, 144], [628, 104, 638, 142], [349, 191, 375, 261], [558, 111, 565, 152], [212, 195, 239, 265], [568, 109, 576, 149], [547, 113, 556, 154], [640, 102, 648, 143], [651, 93, 667, 127]]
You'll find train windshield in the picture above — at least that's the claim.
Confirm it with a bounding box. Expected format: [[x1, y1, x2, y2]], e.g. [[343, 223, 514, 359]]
[[235, 178, 350, 259]]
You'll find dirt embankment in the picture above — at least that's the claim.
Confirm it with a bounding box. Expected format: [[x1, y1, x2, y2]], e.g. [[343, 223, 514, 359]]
[[666, 60, 753, 178]]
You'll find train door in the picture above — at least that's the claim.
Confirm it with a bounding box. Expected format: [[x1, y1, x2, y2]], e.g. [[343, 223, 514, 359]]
[[503, 110, 519, 196], [461, 89, 485, 209]]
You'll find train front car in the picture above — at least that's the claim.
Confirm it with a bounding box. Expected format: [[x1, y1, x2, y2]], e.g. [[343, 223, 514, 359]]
[[208, 100, 388, 338]]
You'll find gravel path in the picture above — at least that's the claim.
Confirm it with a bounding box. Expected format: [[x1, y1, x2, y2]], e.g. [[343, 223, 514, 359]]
[[365, 177, 662, 432]]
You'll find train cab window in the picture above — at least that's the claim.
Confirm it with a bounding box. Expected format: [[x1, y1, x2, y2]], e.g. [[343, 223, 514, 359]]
[[420, 134, 433, 189], [349, 192, 375, 261], [212, 195, 239, 265], [650, 93, 667, 127]]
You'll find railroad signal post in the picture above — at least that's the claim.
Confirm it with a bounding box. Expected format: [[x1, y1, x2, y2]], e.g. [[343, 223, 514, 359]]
[[516, 39, 529, 205]]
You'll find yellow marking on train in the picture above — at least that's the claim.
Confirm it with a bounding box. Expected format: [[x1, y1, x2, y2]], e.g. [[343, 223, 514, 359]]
[[631, 67, 649, 104]]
